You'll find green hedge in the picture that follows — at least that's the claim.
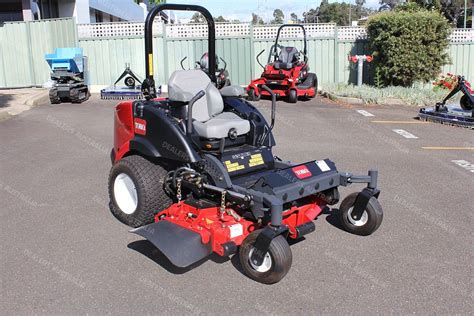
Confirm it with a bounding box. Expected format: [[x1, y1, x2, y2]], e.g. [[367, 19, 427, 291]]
[[367, 7, 451, 87]]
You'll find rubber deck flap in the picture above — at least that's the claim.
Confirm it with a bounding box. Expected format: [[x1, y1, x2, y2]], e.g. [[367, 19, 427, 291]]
[[130, 220, 212, 268]]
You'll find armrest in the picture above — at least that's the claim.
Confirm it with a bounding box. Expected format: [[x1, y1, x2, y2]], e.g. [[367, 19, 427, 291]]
[[220, 85, 245, 97]]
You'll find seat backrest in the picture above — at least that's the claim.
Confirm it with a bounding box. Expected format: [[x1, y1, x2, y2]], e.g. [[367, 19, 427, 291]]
[[278, 47, 299, 64], [168, 70, 224, 122]]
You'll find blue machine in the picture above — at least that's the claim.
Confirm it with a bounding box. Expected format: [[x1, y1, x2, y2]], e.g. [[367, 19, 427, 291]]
[[45, 47, 89, 103]]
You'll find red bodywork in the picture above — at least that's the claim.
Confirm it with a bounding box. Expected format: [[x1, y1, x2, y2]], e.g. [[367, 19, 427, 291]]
[[113, 97, 167, 163], [155, 199, 326, 257], [247, 63, 316, 98]]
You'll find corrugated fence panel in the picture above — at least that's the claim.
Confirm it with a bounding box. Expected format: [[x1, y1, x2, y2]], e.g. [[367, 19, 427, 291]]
[[442, 43, 474, 81], [164, 37, 252, 86], [0, 18, 76, 88], [29, 19, 78, 85], [80, 37, 146, 86], [0, 22, 32, 87]]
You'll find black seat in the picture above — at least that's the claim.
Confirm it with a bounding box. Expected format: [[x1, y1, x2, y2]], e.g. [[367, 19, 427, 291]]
[[274, 47, 299, 70]]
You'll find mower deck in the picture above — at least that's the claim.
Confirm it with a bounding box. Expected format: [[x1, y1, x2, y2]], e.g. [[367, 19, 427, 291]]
[[100, 86, 144, 100], [418, 105, 473, 128]]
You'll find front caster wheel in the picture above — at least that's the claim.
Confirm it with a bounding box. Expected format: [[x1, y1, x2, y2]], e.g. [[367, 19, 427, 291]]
[[460, 95, 473, 111], [239, 230, 292, 284], [337, 192, 383, 236], [288, 89, 297, 103], [248, 88, 260, 101]]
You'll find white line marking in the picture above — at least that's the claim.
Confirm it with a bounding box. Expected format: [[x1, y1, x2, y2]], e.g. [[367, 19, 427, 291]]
[[451, 160, 474, 173], [356, 110, 374, 117], [392, 129, 418, 139]]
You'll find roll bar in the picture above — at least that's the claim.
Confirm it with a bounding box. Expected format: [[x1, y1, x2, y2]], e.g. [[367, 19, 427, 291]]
[[272, 24, 307, 61], [142, 4, 216, 99]]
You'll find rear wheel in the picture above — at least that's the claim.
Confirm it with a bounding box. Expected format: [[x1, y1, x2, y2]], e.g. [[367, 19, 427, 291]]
[[124, 76, 136, 88], [288, 89, 297, 103], [337, 192, 383, 236], [239, 230, 292, 284], [108, 155, 173, 227], [312, 74, 318, 97], [248, 88, 260, 101], [460, 95, 473, 111]]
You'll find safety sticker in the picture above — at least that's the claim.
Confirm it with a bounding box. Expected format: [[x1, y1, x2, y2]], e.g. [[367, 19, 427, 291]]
[[224, 160, 245, 172], [229, 224, 243, 238], [249, 153, 264, 167], [315, 160, 331, 172]]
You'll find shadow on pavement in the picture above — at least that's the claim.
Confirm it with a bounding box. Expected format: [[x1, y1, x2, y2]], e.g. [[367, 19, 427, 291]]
[[0, 93, 13, 108], [127, 239, 230, 275]]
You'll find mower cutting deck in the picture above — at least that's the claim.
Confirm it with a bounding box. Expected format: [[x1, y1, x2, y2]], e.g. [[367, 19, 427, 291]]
[[107, 4, 384, 284], [101, 64, 146, 100], [418, 75, 473, 128]]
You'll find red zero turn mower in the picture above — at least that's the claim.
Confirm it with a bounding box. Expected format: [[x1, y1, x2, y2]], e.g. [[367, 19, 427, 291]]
[[108, 4, 383, 284], [247, 24, 317, 103]]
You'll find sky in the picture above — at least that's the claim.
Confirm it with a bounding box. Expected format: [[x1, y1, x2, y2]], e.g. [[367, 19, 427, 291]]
[[166, 0, 381, 22]]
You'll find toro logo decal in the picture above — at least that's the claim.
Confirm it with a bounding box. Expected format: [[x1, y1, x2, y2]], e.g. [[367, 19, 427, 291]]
[[134, 118, 147, 135], [292, 165, 312, 179]]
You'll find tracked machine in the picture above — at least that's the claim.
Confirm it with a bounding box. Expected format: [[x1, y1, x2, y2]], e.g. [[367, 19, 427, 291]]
[[45, 47, 90, 104], [108, 4, 384, 284]]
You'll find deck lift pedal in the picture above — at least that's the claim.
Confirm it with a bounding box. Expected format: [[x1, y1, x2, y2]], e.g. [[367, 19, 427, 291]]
[[107, 4, 385, 284], [45, 47, 90, 104]]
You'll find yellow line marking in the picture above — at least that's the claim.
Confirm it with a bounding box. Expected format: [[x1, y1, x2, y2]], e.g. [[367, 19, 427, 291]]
[[422, 147, 474, 150], [372, 120, 430, 124]]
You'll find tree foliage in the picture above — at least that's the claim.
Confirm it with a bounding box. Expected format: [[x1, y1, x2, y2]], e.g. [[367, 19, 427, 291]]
[[303, 0, 374, 25], [215, 16, 229, 23], [271, 9, 284, 24], [367, 8, 451, 87], [251, 13, 265, 25], [190, 12, 205, 23]]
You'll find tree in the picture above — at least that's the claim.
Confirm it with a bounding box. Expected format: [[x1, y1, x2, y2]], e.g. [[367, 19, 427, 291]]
[[410, 0, 469, 26], [271, 9, 284, 24], [190, 12, 205, 23], [251, 13, 265, 25], [290, 12, 298, 23], [303, 8, 319, 23], [367, 8, 451, 87], [379, 0, 403, 10], [215, 15, 229, 23]]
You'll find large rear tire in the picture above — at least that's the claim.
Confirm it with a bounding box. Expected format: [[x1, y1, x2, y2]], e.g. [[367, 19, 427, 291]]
[[239, 230, 292, 284], [460, 95, 473, 111], [108, 155, 173, 227], [312, 73, 318, 97]]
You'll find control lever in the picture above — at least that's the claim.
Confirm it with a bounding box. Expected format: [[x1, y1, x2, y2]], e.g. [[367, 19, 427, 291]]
[[187, 90, 206, 135], [259, 85, 276, 146]]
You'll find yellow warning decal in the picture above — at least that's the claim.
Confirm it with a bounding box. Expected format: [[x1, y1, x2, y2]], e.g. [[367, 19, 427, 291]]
[[224, 160, 246, 172], [148, 53, 154, 76], [205, 218, 214, 225], [249, 153, 264, 167]]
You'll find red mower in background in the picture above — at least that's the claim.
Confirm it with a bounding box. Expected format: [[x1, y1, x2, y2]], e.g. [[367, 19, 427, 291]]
[[247, 24, 317, 103]]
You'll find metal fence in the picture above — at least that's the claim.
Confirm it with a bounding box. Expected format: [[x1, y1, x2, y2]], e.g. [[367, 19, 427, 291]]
[[0, 18, 473, 89]]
